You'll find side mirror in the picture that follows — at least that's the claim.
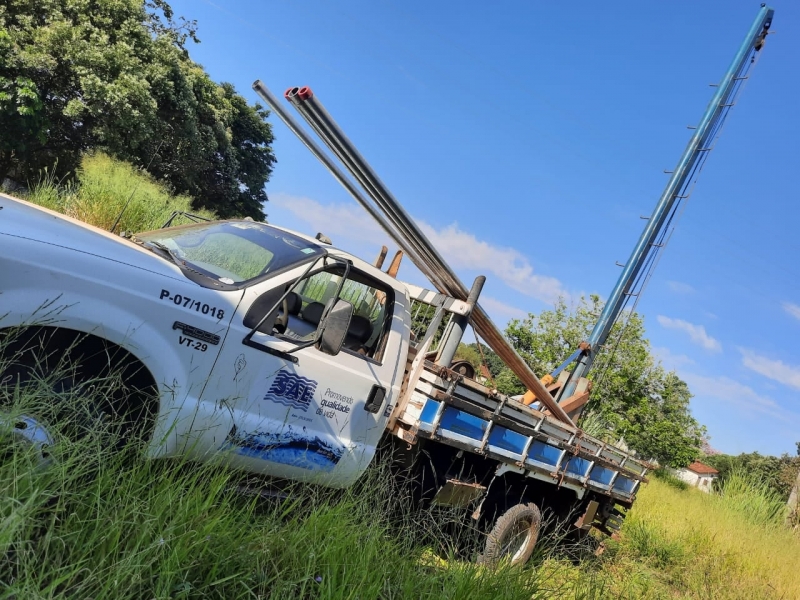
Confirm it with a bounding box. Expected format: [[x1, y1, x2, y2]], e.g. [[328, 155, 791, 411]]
[[315, 298, 354, 356]]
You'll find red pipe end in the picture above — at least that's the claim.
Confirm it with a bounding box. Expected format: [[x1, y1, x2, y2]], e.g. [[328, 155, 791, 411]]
[[284, 87, 300, 100], [298, 86, 314, 100]]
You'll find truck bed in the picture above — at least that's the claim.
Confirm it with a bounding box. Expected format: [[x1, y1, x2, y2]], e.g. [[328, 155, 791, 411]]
[[390, 357, 648, 506]]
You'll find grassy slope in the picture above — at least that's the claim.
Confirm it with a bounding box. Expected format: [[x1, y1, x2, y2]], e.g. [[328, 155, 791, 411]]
[[25, 153, 217, 233], [548, 476, 800, 599], [5, 154, 799, 598], [0, 384, 552, 599]]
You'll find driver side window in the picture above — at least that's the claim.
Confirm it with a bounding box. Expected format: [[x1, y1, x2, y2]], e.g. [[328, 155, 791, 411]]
[[253, 268, 393, 363]]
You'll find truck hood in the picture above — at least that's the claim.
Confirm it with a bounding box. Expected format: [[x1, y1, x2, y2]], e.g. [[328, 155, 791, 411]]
[[0, 193, 187, 282]]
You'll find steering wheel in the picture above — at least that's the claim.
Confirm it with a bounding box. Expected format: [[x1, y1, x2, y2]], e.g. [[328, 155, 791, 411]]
[[274, 297, 290, 334]]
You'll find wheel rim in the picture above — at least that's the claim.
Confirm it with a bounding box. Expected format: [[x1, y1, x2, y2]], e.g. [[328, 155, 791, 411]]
[[0, 414, 57, 467], [499, 518, 533, 562]]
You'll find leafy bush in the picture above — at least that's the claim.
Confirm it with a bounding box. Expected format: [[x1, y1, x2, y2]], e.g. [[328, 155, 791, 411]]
[[704, 451, 800, 501]]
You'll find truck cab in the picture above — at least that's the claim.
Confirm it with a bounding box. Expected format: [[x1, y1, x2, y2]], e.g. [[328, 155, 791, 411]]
[[132, 219, 412, 487]]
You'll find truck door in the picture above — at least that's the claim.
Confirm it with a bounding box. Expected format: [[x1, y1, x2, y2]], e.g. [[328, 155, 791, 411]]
[[203, 258, 407, 487]]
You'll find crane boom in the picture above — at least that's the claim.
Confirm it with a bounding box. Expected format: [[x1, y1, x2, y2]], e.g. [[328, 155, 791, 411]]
[[561, 5, 775, 405], [252, 81, 575, 425]]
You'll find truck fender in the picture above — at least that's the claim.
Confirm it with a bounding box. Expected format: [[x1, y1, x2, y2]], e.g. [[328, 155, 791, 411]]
[[0, 289, 222, 454]]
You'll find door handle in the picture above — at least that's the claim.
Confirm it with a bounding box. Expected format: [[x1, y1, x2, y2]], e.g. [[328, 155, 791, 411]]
[[364, 385, 386, 414]]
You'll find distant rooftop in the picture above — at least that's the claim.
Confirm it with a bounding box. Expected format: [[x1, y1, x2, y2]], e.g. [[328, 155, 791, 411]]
[[686, 461, 719, 475]]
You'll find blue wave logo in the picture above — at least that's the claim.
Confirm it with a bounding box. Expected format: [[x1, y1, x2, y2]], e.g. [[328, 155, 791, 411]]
[[264, 371, 318, 412], [223, 425, 344, 472]]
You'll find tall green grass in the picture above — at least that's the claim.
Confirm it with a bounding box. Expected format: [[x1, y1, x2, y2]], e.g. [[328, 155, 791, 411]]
[[716, 469, 786, 528], [564, 472, 800, 599], [0, 355, 562, 599], [25, 153, 216, 233], [6, 372, 797, 599]]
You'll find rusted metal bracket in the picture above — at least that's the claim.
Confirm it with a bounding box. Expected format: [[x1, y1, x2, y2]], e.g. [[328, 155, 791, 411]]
[[574, 500, 600, 530]]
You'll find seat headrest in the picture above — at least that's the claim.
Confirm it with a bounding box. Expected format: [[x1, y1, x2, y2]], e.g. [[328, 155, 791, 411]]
[[286, 291, 302, 315], [302, 301, 325, 325], [347, 315, 372, 344]]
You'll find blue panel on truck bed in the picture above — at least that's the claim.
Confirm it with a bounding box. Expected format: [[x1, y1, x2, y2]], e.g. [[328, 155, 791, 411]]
[[488, 426, 527, 456], [527, 440, 562, 468], [589, 466, 615, 487], [613, 476, 636, 495], [439, 407, 487, 440], [419, 399, 440, 424], [565, 456, 591, 478], [415, 395, 643, 500]]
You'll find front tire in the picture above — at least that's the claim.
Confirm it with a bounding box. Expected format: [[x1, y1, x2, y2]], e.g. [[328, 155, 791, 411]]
[[479, 502, 542, 567], [0, 327, 157, 463]]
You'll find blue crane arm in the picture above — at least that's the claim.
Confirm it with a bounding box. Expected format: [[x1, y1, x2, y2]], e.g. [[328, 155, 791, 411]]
[[561, 5, 775, 404]]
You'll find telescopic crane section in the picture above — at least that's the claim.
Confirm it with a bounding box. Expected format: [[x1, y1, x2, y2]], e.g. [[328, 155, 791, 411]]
[[560, 5, 775, 408]]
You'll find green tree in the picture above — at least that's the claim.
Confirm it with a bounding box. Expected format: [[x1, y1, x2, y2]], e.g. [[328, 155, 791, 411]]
[[621, 372, 705, 468], [497, 296, 705, 467], [454, 343, 481, 369], [463, 343, 505, 379], [0, 0, 275, 219]]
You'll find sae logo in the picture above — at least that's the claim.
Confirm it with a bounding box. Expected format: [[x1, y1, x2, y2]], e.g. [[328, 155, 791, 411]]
[[264, 371, 318, 412]]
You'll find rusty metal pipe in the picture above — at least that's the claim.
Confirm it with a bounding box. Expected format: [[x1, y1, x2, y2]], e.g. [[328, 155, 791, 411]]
[[287, 86, 573, 426], [286, 88, 447, 288], [287, 87, 453, 286], [253, 81, 435, 286], [373, 245, 388, 269]]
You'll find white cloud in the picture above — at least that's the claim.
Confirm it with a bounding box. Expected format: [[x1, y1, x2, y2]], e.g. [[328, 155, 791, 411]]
[[682, 372, 800, 454], [478, 296, 528, 322], [272, 193, 568, 305], [652, 346, 695, 369], [739, 348, 800, 390], [418, 222, 567, 304], [782, 302, 800, 321], [656, 316, 722, 352], [682, 373, 784, 419], [666, 280, 695, 294], [271, 192, 389, 247]]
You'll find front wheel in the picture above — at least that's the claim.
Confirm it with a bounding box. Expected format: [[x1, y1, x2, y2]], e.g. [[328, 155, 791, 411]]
[[479, 502, 542, 567], [0, 327, 158, 465]]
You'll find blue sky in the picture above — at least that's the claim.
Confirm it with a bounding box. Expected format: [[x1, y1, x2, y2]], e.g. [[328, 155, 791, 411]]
[[170, 0, 799, 457]]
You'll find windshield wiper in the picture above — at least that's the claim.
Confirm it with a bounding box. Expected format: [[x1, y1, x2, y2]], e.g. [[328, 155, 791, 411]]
[[141, 240, 226, 284], [144, 240, 184, 266]]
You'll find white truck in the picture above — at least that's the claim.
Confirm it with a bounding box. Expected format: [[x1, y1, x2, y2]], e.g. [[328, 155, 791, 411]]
[[0, 193, 645, 565]]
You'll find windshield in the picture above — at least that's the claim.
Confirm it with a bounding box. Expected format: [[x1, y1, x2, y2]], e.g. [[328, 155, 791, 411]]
[[134, 221, 325, 285]]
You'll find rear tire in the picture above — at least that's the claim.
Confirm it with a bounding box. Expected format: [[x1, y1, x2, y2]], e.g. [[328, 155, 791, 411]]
[[479, 502, 541, 567]]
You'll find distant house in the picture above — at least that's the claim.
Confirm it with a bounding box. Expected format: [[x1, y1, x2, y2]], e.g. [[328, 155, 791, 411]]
[[674, 461, 719, 492]]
